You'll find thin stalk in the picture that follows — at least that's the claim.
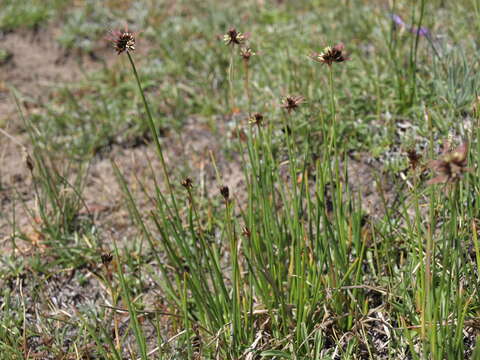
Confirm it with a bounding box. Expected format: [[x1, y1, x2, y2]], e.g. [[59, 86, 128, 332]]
[[473, 0, 480, 34], [327, 66, 338, 154], [228, 47, 236, 112], [126, 52, 178, 215], [409, 0, 426, 106], [326, 65, 342, 210], [281, 112, 300, 222], [243, 59, 252, 115]]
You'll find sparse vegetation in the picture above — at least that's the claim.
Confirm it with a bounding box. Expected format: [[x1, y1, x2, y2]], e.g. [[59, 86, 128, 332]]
[[1, 0, 480, 359]]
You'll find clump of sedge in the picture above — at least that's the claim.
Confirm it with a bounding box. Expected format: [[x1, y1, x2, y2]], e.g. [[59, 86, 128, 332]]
[[428, 141, 470, 184], [310, 43, 348, 66]]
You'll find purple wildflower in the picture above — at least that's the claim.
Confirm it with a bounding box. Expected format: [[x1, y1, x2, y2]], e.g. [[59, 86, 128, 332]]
[[410, 26, 430, 38], [391, 14, 406, 28], [390, 13, 431, 38]]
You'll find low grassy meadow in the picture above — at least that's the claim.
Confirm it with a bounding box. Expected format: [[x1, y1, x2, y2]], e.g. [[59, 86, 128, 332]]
[[1, 0, 480, 358]]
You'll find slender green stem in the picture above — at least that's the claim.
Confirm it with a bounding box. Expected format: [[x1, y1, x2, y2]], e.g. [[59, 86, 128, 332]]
[[328, 66, 337, 151], [473, 0, 480, 34], [409, 0, 426, 106], [228, 47, 236, 112], [225, 198, 241, 356], [243, 60, 251, 116], [126, 52, 178, 214]]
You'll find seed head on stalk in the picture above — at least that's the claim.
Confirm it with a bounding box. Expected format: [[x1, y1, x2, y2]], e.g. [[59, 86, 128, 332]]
[[310, 43, 348, 66], [281, 95, 304, 114], [428, 141, 471, 184], [223, 28, 245, 46], [107, 24, 137, 55]]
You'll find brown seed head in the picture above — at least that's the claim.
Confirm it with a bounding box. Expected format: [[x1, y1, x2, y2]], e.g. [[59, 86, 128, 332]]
[[428, 142, 470, 184], [219, 185, 230, 201], [240, 47, 255, 61], [249, 112, 264, 127], [101, 252, 113, 265], [241, 226, 251, 238], [281, 95, 304, 114], [23, 150, 34, 172], [108, 26, 136, 55], [181, 177, 193, 190], [406, 148, 422, 171], [224, 28, 245, 46], [310, 43, 348, 66]]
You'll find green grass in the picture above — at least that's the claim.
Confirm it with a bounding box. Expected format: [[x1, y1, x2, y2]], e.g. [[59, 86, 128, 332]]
[[1, 0, 480, 358], [0, 0, 70, 31]]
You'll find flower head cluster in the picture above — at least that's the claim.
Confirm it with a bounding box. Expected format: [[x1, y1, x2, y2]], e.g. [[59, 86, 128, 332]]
[[249, 112, 264, 127], [240, 47, 255, 62], [108, 26, 136, 55], [310, 43, 348, 66], [22, 148, 34, 172], [428, 142, 470, 184], [219, 185, 230, 201], [406, 148, 422, 171], [281, 95, 304, 114], [181, 177, 193, 190], [101, 252, 113, 265], [223, 28, 245, 46]]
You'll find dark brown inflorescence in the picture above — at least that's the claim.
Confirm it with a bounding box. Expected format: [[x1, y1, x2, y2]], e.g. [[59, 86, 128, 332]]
[[249, 112, 264, 127], [23, 150, 34, 172], [241, 226, 251, 238], [101, 252, 113, 265], [224, 28, 245, 46], [219, 185, 230, 201], [310, 43, 348, 66], [108, 26, 136, 55], [406, 148, 422, 171], [181, 177, 193, 190], [428, 141, 470, 184], [281, 95, 304, 114], [240, 47, 255, 61]]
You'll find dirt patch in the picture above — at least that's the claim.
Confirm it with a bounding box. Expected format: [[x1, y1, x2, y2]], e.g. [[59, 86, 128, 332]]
[[0, 117, 241, 248], [0, 26, 99, 246], [1, 28, 78, 124], [346, 153, 396, 218], [0, 25, 154, 247]]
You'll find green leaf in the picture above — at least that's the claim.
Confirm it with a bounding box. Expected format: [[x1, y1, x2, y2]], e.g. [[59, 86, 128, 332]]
[[260, 350, 292, 359]]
